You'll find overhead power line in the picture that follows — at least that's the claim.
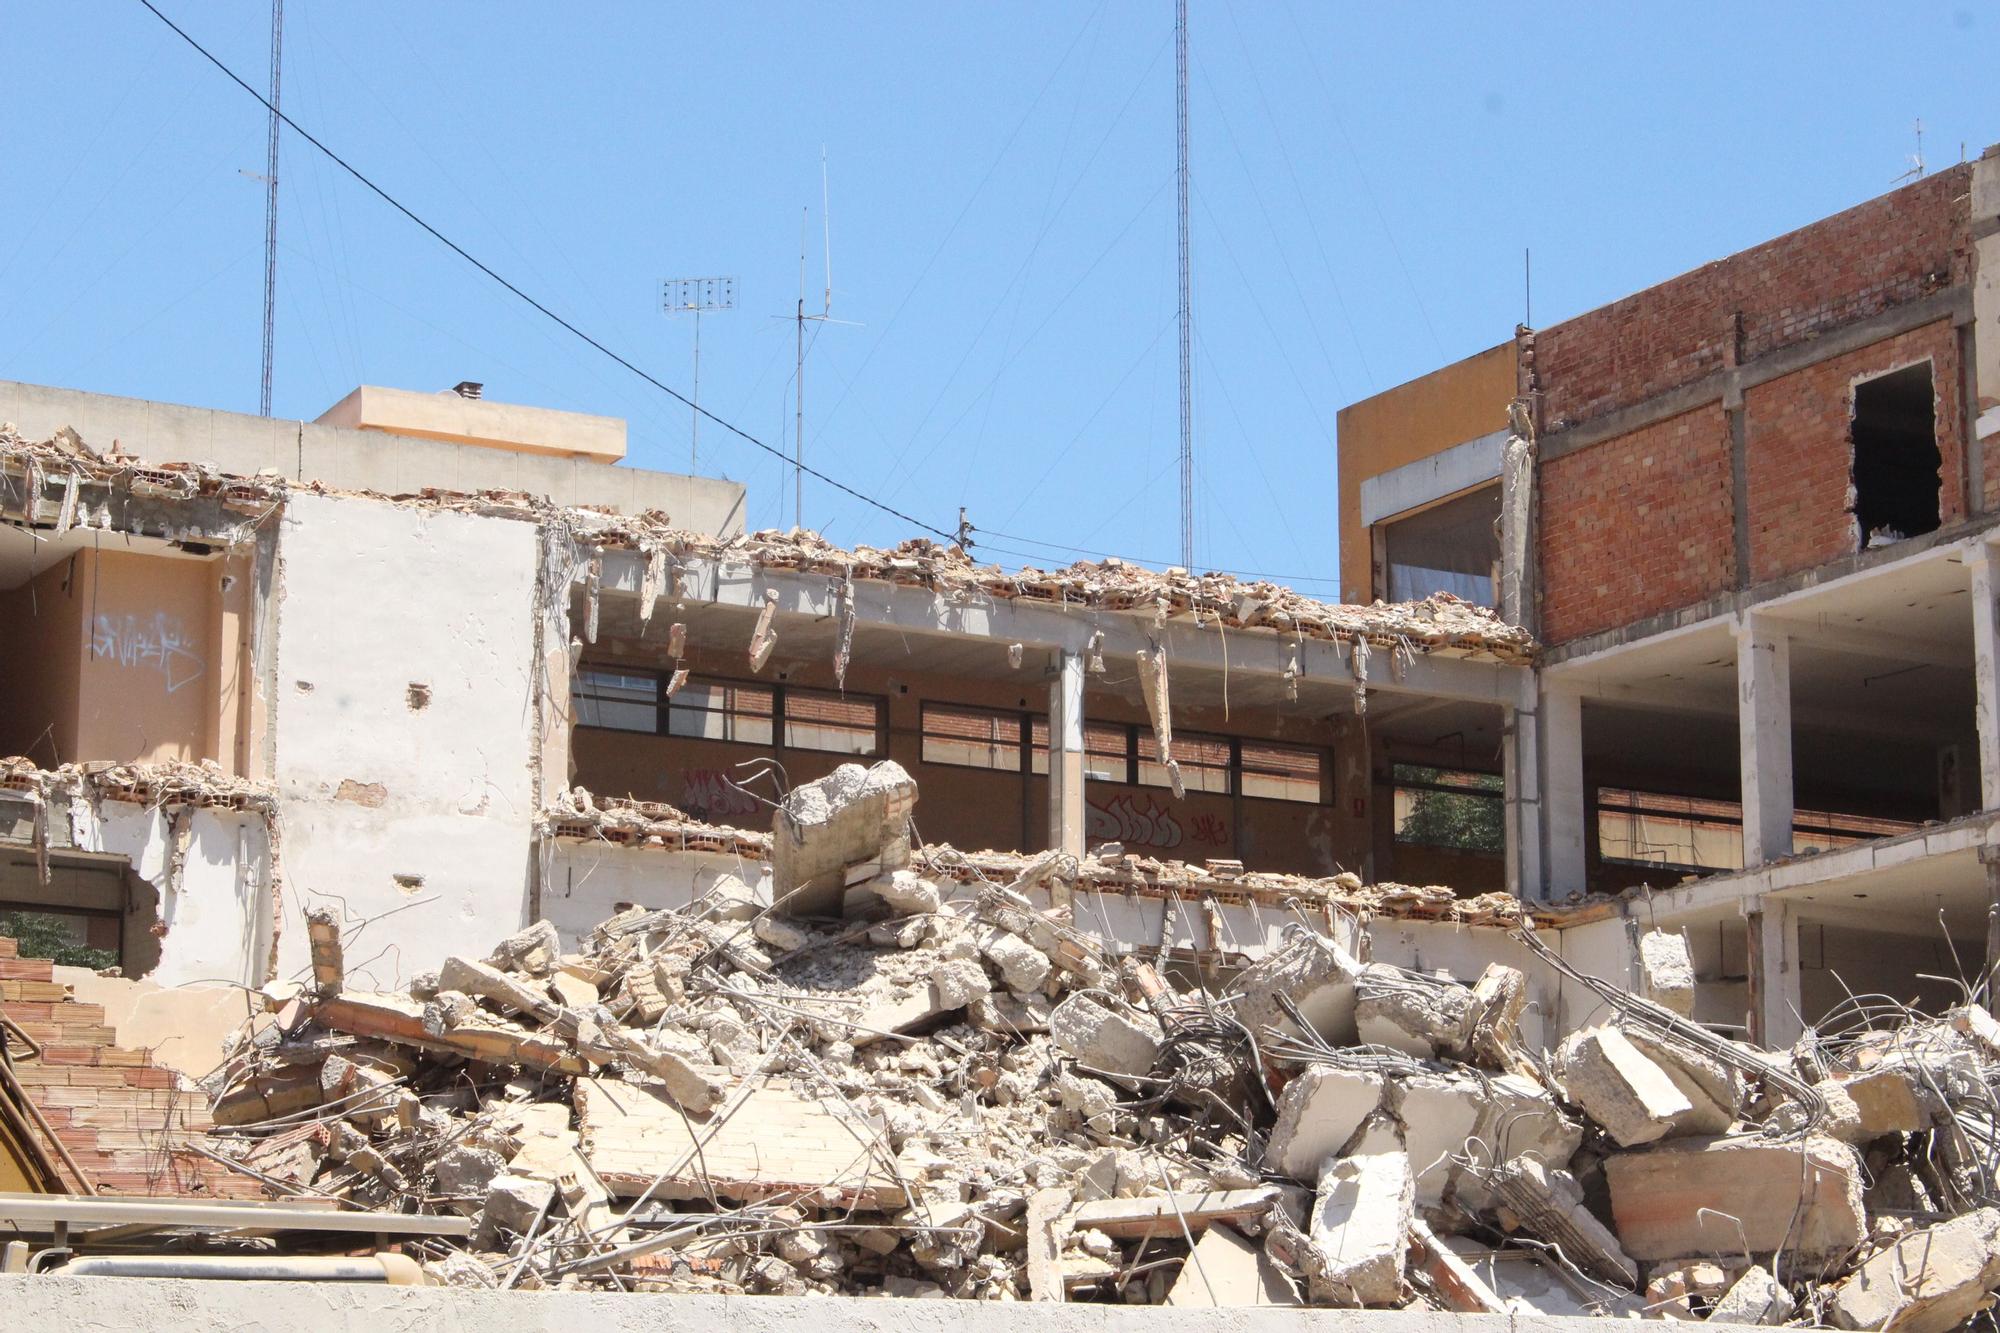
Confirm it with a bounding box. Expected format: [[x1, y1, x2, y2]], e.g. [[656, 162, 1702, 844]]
[[135, 0, 956, 542]]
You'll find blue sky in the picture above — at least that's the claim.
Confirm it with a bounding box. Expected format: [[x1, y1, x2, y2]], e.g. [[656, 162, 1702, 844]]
[[4, 4, 1994, 588]]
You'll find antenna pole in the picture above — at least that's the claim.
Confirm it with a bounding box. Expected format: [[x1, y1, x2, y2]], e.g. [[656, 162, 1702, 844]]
[[259, 0, 284, 417], [691, 307, 701, 471], [660, 278, 736, 475], [796, 207, 807, 531], [1175, 0, 1193, 569]]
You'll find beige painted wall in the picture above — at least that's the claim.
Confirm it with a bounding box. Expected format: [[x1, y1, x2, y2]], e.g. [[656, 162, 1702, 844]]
[[0, 557, 86, 764], [72, 550, 228, 765], [1334, 343, 1516, 604]]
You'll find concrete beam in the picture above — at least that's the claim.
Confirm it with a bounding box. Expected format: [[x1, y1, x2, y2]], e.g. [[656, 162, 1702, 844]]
[[593, 552, 1529, 707], [1735, 615, 1794, 868]]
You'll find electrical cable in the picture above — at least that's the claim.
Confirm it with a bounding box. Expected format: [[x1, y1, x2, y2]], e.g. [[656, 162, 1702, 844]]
[[134, 0, 957, 543]]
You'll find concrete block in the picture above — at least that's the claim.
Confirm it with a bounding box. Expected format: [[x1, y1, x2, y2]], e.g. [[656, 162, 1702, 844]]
[[1555, 1025, 1692, 1147], [1397, 1069, 1581, 1211], [1050, 994, 1161, 1078], [1637, 929, 1696, 1016], [1307, 1149, 1413, 1306], [979, 928, 1051, 993], [1231, 934, 1361, 1046], [1604, 1134, 1865, 1263], [475, 1172, 555, 1245], [1709, 1265, 1795, 1326], [1490, 1157, 1636, 1290], [1830, 1207, 2000, 1333], [1619, 1025, 1740, 1135], [1462, 962, 1529, 1069], [772, 762, 917, 917], [1354, 965, 1472, 1060], [1164, 1223, 1300, 1307], [1834, 1066, 1927, 1139], [969, 990, 1052, 1035], [1264, 1067, 1383, 1182]]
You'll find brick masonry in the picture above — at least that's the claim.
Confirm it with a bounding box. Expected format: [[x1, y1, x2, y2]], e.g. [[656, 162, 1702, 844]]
[[1533, 166, 1977, 644], [1743, 319, 1967, 584], [0, 937, 263, 1198], [1540, 406, 1734, 644]]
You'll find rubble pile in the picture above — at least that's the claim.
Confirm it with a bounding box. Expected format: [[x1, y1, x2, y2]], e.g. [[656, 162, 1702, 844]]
[[200, 765, 2000, 1318]]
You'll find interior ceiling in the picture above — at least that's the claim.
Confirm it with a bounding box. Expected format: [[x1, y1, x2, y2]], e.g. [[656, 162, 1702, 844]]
[[1663, 838, 1991, 941], [0, 522, 211, 593], [585, 593, 1504, 757]]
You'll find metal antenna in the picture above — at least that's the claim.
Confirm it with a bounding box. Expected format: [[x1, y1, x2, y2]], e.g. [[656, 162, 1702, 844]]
[[1175, 0, 1193, 569], [788, 149, 856, 531], [661, 276, 737, 473], [1894, 117, 1926, 184], [259, 0, 284, 417]]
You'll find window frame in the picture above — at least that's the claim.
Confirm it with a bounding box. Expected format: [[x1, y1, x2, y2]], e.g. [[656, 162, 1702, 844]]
[[921, 702, 1032, 773], [572, 666, 884, 756]]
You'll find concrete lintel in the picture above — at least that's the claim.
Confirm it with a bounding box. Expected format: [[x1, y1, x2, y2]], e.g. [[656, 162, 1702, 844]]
[[595, 551, 1529, 706], [1359, 429, 1506, 526]]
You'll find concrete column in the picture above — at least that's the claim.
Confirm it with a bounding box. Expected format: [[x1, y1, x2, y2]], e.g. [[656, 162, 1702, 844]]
[[1047, 651, 1085, 861], [1744, 898, 1803, 1048], [1735, 614, 1794, 868], [1970, 544, 2000, 812], [1541, 685, 1587, 900], [1502, 695, 1538, 902]]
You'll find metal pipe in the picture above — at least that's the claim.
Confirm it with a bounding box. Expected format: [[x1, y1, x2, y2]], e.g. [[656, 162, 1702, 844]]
[[51, 1253, 424, 1284]]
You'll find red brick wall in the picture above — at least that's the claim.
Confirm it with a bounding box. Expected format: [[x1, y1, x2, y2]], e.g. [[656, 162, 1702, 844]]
[[1539, 406, 1734, 644], [1535, 166, 1973, 430], [1743, 320, 1966, 583], [1, 937, 261, 1198]]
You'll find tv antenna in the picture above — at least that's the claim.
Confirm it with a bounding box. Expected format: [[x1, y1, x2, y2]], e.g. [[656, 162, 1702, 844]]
[[788, 149, 857, 530], [661, 276, 737, 472], [1894, 118, 1926, 184]]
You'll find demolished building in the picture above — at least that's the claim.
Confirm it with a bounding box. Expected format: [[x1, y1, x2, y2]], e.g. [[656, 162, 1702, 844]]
[[4, 143, 2000, 1317]]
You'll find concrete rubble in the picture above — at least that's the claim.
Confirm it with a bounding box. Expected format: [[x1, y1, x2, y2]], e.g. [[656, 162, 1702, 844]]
[[159, 764, 2000, 1313]]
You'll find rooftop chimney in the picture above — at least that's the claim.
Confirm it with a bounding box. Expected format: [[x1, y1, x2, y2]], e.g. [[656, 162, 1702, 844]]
[[450, 381, 484, 400]]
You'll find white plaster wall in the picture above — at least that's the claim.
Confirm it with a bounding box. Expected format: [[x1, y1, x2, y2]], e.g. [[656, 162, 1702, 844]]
[[1551, 916, 1636, 1036], [272, 493, 539, 981], [82, 800, 271, 989], [540, 841, 770, 946]]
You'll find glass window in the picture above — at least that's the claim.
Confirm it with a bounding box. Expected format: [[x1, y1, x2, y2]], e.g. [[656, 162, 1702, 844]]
[[1392, 764, 1504, 852], [1380, 483, 1501, 607], [923, 704, 1025, 771], [574, 668, 658, 733], [1596, 787, 1918, 873], [1242, 741, 1325, 804], [1029, 719, 1129, 781], [667, 679, 775, 745], [1139, 732, 1231, 794], [785, 688, 881, 756]]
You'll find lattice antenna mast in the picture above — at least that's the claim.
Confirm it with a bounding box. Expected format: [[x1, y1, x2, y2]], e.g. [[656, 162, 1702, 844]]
[[1175, 0, 1194, 568], [662, 277, 737, 473], [259, 0, 284, 417]]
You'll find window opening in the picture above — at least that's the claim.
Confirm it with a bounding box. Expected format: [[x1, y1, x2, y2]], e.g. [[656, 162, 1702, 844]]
[[1852, 362, 1940, 549]]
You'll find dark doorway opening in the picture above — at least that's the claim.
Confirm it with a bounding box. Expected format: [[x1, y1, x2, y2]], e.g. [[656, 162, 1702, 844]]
[[1851, 362, 1940, 549]]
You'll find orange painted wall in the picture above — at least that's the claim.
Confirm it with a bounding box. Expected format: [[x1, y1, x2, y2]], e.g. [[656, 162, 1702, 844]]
[[0, 557, 87, 765], [571, 639, 1358, 877], [1334, 343, 1516, 604]]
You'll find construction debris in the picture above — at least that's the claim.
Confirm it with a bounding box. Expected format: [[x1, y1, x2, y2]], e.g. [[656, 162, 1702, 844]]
[[180, 766, 2000, 1313]]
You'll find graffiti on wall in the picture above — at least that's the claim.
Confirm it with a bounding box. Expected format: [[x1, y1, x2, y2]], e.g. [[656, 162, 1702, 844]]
[[1086, 793, 1229, 851], [680, 768, 762, 822], [91, 612, 205, 694]]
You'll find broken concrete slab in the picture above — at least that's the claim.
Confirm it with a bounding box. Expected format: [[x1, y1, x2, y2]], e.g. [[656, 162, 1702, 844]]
[[1556, 1024, 1693, 1147], [1265, 1066, 1383, 1181], [1308, 1148, 1413, 1306], [1604, 1133, 1865, 1263], [1050, 993, 1162, 1079], [1637, 929, 1696, 1016], [1231, 933, 1361, 1047], [1490, 1156, 1637, 1290], [1407, 1218, 1505, 1314], [1164, 1223, 1301, 1307], [1397, 1069, 1581, 1212], [1462, 962, 1529, 1070], [1070, 1187, 1287, 1239], [1831, 1066, 1927, 1140], [1828, 1206, 2000, 1333], [1354, 965, 1473, 1059], [772, 761, 918, 917], [573, 1076, 907, 1209], [1619, 1024, 1740, 1135], [475, 1172, 555, 1245], [1710, 1264, 1796, 1326]]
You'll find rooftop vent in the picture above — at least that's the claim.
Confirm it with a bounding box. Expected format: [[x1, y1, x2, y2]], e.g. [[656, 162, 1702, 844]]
[[450, 381, 483, 400]]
